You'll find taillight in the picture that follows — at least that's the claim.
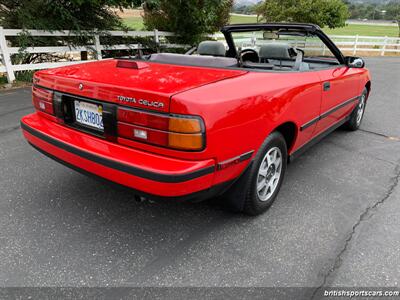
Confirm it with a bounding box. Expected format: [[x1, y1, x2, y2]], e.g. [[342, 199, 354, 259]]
[[32, 86, 54, 115], [117, 108, 205, 151]]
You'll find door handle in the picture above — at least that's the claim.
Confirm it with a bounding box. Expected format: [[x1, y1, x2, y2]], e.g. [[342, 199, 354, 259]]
[[323, 82, 331, 91]]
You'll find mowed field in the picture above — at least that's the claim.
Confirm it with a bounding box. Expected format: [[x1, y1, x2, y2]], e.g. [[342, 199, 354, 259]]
[[230, 15, 399, 37], [124, 17, 144, 29], [123, 12, 399, 37]]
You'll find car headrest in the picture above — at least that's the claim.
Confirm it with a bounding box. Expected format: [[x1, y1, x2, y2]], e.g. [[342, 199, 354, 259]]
[[197, 41, 226, 57], [259, 43, 291, 60]]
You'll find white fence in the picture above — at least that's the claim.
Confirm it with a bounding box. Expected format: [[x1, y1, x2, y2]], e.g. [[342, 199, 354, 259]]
[[0, 27, 179, 83], [211, 32, 400, 56], [1, 28, 400, 84], [328, 34, 400, 55]]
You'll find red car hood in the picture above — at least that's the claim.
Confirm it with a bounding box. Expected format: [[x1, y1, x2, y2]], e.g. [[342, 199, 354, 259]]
[[34, 60, 247, 112]]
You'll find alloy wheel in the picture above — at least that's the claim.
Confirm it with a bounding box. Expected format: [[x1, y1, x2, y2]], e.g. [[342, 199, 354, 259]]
[[256, 147, 283, 202]]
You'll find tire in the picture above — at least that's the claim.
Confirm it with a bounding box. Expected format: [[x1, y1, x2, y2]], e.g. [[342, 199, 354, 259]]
[[240, 131, 288, 216], [344, 88, 368, 131]]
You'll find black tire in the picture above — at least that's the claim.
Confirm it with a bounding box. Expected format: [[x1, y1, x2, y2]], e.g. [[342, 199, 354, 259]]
[[219, 132, 287, 215], [344, 88, 368, 131], [241, 131, 288, 216]]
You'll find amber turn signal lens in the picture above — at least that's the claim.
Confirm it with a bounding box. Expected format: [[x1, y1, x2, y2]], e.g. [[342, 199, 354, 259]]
[[168, 117, 202, 133], [168, 133, 204, 150]]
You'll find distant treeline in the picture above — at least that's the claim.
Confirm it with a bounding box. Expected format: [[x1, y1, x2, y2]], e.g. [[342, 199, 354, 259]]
[[232, 1, 400, 21], [346, 1, 399, 20]]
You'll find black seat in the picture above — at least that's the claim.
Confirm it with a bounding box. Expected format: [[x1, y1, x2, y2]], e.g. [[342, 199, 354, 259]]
[[197, 41, 226, 57], [259, 43, 291, 65]]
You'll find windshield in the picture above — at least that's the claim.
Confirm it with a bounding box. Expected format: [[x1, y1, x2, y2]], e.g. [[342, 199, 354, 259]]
[[231, 30, 337, 61]]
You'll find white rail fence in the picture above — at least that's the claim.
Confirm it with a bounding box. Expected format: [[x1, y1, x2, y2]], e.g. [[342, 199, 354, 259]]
[[0, 28, 179, 83], [326, 34, 400, 55], [1, 28, 400, 83], [211, 32, 400, 56]]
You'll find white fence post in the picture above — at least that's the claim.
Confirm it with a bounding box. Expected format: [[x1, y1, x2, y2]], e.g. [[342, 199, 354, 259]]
[[353, 35, 359, 55], [0, 27, 16, 83], [154, 29, 160, 53], [154, 29, 159, 44], [381, 36, 388, 56], [94, 33, 102, 60]]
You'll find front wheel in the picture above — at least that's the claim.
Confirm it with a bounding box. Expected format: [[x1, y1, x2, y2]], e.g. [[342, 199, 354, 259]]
[[344, 88, 368, 131], [243, 132, 287, 215]]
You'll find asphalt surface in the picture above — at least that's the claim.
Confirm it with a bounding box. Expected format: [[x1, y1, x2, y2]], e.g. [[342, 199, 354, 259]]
[[0, 58, 399, 297]]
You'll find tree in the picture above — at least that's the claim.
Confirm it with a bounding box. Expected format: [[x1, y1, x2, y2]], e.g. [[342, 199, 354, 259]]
[[0, 0, 142, 31], [386, 1, 400, 37], [142, 0, 233, 44], [0, 0, 141, 63], [257, 0, 349, 29]]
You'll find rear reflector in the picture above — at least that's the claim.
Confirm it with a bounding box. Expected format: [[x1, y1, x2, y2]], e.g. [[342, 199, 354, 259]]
[[117, 107, 205, 151]]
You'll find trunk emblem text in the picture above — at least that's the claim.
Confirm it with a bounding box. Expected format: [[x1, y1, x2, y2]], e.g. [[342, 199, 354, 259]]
[[117, 96, 164, 109]]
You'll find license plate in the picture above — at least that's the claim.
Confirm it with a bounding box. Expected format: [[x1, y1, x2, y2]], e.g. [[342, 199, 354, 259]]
[[74, 100, 104, 131]]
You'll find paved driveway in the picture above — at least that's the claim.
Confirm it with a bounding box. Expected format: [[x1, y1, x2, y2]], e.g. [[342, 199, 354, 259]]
[[0, 58, 399, 298]]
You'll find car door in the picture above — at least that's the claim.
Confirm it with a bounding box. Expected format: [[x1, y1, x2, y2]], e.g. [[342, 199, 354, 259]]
[[313, 66, 361, 136]]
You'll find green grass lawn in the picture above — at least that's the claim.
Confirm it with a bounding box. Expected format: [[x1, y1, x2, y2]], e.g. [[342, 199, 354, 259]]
[[123, 14, 398, 37], [230, 15, 398, 37], [230, 14, 259, 24], [123, 16, 144, 30], [324, 24, 398, 37]]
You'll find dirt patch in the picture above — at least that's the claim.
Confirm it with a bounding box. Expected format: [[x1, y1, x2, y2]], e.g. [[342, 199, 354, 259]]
[[0, 81, 32, 90], [113, 8, 144, 18]]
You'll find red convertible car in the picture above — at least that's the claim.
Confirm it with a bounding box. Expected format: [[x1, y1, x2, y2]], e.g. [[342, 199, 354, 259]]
[[21, 23, 371, 215]]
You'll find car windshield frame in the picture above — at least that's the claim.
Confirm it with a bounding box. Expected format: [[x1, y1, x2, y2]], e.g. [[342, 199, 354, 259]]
[[221, 23, 346, 65]]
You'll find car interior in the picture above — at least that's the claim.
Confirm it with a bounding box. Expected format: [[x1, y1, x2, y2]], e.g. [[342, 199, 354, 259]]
[[147, 30, 341, 72], [148, 41, 238, 68]]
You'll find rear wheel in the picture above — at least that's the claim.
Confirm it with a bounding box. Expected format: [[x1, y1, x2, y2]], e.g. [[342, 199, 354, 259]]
[[344, 88, 368, 131], [242, 132, 287, 215]]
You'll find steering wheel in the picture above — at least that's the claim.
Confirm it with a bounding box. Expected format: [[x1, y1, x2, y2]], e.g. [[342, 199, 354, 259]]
[[240, 49, 259, 63]]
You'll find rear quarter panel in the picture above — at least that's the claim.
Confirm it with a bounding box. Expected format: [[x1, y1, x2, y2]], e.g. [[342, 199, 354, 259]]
[[171, 71, 323, 184]]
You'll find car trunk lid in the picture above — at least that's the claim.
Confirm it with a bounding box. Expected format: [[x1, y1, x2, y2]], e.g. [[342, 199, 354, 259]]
[[34, 59, 247, 113]]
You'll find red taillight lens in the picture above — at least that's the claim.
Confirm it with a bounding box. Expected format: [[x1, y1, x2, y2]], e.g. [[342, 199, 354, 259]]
[[118, 109, 169, 131], [32, 86, 54, 115], [117, 107, 205, 151]]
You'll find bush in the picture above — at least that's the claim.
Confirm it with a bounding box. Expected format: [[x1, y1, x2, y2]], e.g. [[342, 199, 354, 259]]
[[142, 0, 233, 45]]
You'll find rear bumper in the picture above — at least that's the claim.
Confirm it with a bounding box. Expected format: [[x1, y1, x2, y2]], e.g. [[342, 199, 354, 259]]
[[21, 113, 218, 199]]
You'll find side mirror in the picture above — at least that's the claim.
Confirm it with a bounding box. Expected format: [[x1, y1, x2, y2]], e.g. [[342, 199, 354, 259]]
[[346, 56, 365, 68]]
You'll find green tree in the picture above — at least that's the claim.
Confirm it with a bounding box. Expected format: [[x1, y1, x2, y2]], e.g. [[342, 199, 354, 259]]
[[0, 0, 142, 64], [0, 0, 141, 31], [142, 0, 233, 44], [386, 1, 400, 37], [257, 0, 349, 29]]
